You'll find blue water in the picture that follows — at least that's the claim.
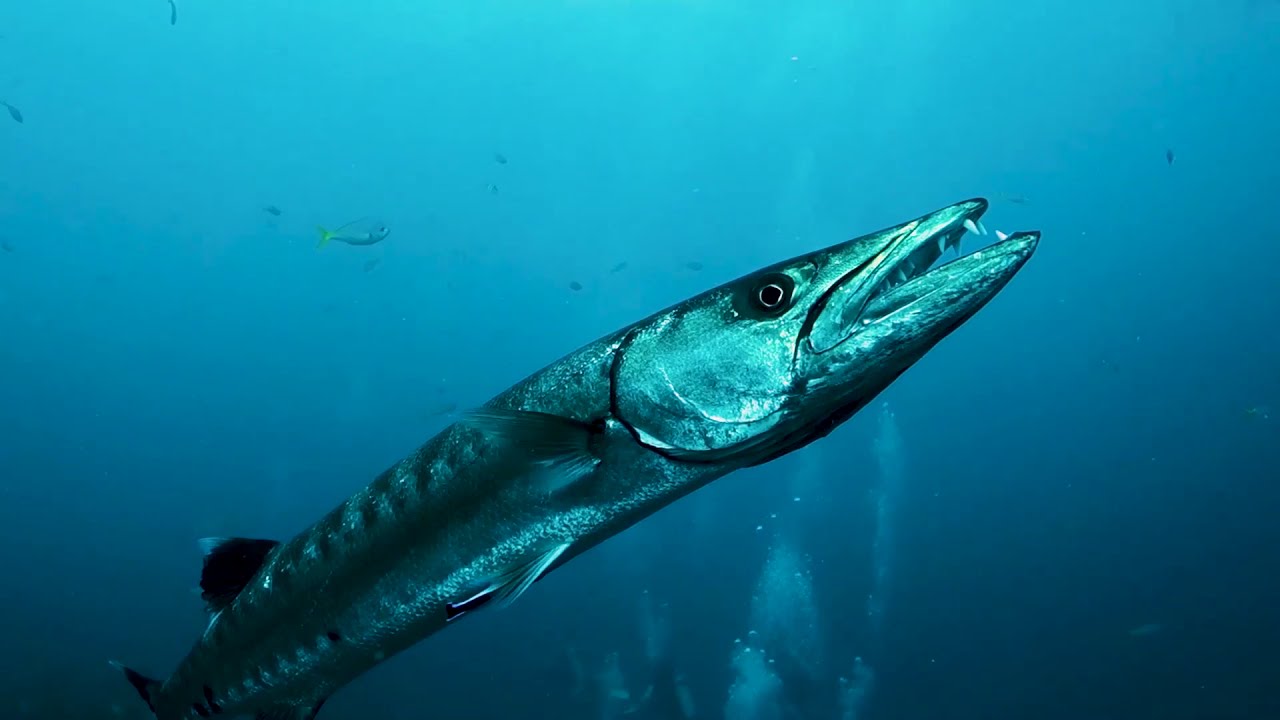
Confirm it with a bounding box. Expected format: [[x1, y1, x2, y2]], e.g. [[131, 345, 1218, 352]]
[[2, 1, 1278, 719]]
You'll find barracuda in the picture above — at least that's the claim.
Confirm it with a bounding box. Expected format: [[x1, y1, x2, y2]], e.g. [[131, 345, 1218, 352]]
[[114, 198, 1039, 720]]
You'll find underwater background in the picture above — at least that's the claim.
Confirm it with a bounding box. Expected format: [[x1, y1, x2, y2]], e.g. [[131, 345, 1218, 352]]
[[2, 1, 1278, 718]]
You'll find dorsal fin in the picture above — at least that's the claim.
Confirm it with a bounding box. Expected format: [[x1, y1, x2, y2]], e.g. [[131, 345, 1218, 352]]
[[197, 537, 280, 612]]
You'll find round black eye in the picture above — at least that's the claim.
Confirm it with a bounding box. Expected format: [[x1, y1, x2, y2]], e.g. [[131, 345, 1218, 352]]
[[758, 284, 784, 308], [749, 272, 795, 315]]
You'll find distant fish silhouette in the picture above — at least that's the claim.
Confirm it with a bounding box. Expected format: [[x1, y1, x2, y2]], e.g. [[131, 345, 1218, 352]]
[[424, 400, 458, 419], [493, 152, 508, 165], [609, 261, 629, 274], [568, 280, 583, 292], [1128, 622, 1162, 637], [1, 101, 22, 124], [167, 0, 177, 25], [1165, 148, 1175, 166], [263, 205, 282, 217]]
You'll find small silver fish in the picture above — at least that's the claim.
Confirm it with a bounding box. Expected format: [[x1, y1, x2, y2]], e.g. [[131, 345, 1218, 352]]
[[316, 218, 390, 249]]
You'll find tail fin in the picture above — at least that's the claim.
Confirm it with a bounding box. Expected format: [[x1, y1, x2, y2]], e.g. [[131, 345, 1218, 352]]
[[110, 660, 161, 715], [316, 226, 331, 249]]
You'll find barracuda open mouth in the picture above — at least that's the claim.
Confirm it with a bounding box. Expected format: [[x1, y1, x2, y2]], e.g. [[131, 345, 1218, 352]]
[[871, 215, 979, 298], [806, 199, 1036, 353], [859, 203, 992, 323]]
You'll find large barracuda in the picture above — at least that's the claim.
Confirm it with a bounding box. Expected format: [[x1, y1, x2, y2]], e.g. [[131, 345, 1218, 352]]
[[115, 198, 1039, 720]]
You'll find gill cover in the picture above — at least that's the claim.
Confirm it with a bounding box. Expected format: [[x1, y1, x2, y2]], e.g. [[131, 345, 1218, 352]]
[[612, 261, 819, 461]]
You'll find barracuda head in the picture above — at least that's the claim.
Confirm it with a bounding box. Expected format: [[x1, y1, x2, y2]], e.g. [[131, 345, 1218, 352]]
[[612, 198, 1039, 465]]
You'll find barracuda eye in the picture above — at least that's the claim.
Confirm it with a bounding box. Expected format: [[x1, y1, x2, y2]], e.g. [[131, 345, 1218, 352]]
[[750, 273, 795, 315]]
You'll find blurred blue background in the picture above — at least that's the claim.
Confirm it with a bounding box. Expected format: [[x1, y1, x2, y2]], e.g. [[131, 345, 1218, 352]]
[[1, 1, 1277, 718]]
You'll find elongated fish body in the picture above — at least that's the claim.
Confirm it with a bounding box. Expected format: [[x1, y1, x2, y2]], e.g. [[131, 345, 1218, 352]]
[[147, 352, 713, 720], [118, 199, 1040, 720]]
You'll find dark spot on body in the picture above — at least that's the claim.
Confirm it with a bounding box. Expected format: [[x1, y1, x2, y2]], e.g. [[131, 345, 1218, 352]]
[[269, 567, 290, 592], [360, 499, 379, 528], [327, 630, 342, 642], [315, 530, 333, 560], [389, 489, 408, 515], [202, 686, 222, 714]]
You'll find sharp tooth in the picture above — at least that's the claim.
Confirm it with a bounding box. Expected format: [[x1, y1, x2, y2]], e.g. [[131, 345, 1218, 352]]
[[976, 220, 988, 235], [892, 267, 908, 283], [962, 218, 979, 235], [995, 230, 1009, 241], [937, 237, 947, 254]]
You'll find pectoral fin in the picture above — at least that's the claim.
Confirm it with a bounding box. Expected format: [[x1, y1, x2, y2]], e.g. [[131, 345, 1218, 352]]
[[461, 408, 602, 493], [446, 542, 571, 621]]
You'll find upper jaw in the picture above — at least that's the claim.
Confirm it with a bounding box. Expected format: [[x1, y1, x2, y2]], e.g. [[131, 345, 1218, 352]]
[[805, 198, 1032, 353]]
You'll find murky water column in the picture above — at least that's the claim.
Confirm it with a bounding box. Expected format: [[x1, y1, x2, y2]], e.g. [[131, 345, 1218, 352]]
[[596, 651, 632, 720], [867, 402, 902, 632], [841, 402, 902, 720], [638, 592, 696, 720], [726, 540, 822, 720], [724, 643, 784, 720], [752, 541, 823, 688]]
